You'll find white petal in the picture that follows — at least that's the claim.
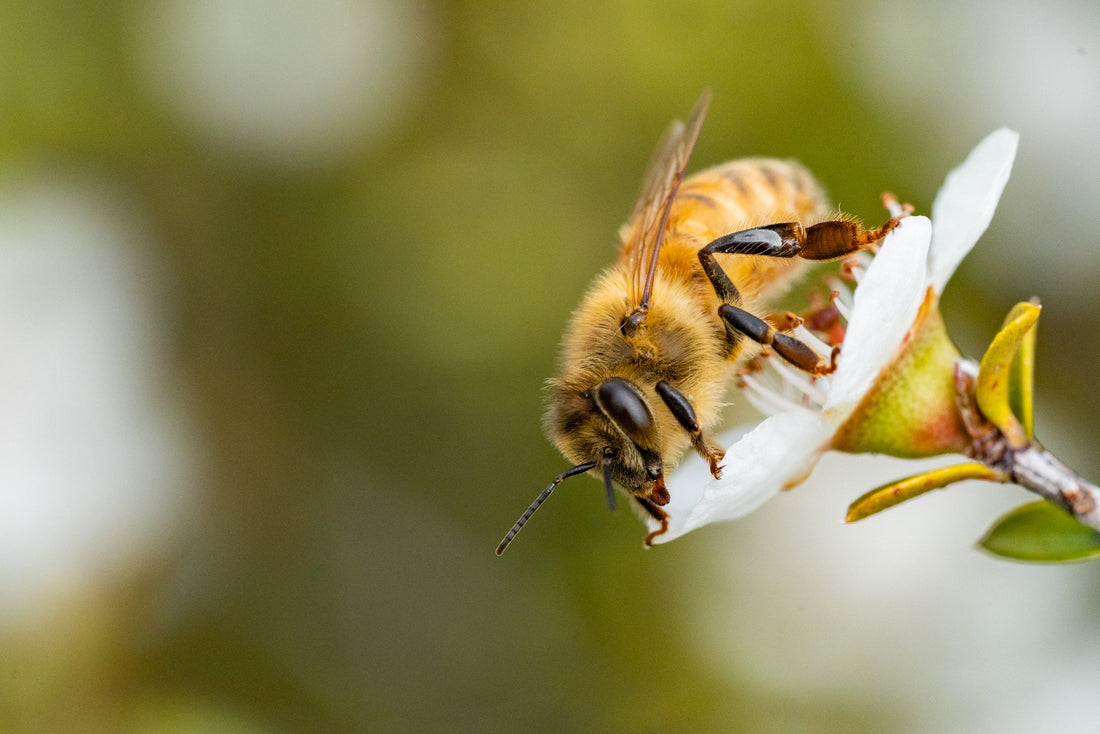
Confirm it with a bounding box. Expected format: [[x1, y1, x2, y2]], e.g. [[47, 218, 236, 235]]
[[824, 216, 931, 416], [653, 410, 833, 543], [928, 128, 1019, 293]]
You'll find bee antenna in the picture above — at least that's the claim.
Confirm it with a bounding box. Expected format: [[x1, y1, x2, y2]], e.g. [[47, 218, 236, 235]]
[[496, 461, 598, 556]]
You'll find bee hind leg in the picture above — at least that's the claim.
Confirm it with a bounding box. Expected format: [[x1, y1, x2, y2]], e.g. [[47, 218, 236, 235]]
[[796, 215, 904, 260], [700, 215, 903, 273], [698, 217, 902, 375]]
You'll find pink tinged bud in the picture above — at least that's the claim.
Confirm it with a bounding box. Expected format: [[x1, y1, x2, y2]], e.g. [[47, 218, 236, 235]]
[[830, 289, 970, 457]]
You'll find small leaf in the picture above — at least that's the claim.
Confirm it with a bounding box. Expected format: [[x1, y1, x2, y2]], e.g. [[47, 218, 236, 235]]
[[979, 500, 1100, 563], [1006, 300, 1038, 438], [846, 462, 1001, 522], [976, 302, 1040, 448]]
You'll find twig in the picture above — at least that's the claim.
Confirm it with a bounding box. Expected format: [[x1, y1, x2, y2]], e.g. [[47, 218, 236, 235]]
[[955, 364, 1100, 532], [1007, 444, 1100, 531]]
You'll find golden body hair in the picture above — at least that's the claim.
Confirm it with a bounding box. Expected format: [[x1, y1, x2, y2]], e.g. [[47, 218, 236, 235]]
[[546, 158, 831, 484]]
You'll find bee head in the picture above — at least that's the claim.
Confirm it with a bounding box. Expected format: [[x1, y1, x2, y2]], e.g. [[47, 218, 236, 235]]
[[590, 377, 668, 501], [543, 375, 668, 501], [501, 376, 668, 554], [498, 376, 668, 556]]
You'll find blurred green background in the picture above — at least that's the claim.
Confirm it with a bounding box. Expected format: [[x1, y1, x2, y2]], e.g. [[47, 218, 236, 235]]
[[2, 1, 1100, 732]]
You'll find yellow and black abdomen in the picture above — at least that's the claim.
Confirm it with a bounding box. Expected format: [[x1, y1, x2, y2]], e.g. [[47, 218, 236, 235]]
[[660, 158, 833, 308]]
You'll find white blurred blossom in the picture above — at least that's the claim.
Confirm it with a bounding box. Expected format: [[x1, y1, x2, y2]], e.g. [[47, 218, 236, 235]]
[[0, 170, 196, 627]]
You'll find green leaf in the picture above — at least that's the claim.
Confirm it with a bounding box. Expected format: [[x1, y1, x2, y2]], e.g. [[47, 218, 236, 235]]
[[979, 500, 1100, 563]]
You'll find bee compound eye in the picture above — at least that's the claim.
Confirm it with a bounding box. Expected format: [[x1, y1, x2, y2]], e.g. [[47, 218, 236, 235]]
[[594, 377, 654, 445]]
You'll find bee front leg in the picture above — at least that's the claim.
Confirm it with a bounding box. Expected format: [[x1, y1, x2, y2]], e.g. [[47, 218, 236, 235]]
[[636, 496, 670, 547], [655, 380, 725, 479]]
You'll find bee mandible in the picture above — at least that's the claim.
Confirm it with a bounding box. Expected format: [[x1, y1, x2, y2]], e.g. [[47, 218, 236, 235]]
[[497, 92, 902, 554]]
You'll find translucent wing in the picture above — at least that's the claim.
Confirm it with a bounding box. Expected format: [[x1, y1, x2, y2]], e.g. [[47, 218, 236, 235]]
[[619, 91, 711, 320]]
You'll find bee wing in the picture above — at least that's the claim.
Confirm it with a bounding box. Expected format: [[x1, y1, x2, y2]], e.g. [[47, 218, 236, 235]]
[[619, 91, 711, 313]]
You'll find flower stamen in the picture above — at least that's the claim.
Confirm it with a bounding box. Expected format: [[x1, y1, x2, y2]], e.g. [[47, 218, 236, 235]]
[[881, 191, 914, 219], [839, 253, 872, 282], [768, 355, 828, 405], [739, 372, 812, 416], [828, 287, 852, 322]]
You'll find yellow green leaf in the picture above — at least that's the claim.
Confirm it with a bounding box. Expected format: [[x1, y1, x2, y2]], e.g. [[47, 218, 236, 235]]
[[976, 302, 1040, 448], [846, 462, 1002, 522], [1006, 301, 1038, 438]]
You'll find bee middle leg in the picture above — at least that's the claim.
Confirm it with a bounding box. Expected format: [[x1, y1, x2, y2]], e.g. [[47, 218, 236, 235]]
[[698, 215, 900, 375], [698, 225, 830, 373], [718, 303, 836, 375]]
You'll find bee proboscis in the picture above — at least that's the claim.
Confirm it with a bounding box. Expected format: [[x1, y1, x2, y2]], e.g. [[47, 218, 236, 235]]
[[497, 92, 901, 554]]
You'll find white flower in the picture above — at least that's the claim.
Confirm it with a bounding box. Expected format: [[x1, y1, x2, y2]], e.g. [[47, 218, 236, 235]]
[[651, 129, 1019, 543]]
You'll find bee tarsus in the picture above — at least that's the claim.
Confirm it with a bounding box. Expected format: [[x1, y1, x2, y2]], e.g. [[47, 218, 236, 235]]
[[637, 496, 671, 548]]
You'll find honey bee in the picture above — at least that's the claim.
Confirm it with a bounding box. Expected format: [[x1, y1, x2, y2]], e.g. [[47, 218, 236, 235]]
[[496, 91, 901, 554]]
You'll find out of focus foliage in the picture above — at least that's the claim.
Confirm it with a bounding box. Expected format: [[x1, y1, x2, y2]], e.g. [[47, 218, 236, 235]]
[[1, 2, 1099, 733]]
